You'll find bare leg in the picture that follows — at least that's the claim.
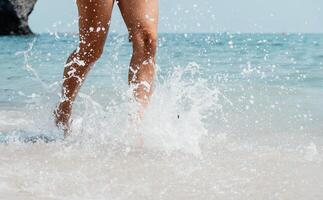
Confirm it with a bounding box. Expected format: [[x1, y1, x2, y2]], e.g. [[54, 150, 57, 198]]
[[118, 0, 159, 117], [54, 0, 114, 136]]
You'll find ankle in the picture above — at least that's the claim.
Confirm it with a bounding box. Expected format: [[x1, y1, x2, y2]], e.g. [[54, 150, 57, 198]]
[[57, 100, 72, 115]]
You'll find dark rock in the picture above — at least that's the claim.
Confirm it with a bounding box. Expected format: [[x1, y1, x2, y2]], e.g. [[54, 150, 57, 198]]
[[0, 0, 37, 35]]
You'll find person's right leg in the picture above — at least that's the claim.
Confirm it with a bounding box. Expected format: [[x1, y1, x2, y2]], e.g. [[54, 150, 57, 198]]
[[54, 0, 114, 136]]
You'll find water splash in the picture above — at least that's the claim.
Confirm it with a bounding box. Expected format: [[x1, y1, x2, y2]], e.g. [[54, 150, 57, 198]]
[[1, 33, 323, 199]]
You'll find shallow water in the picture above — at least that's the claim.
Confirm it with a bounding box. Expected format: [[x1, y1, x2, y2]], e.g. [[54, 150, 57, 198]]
[[0, 33, 323, 199]]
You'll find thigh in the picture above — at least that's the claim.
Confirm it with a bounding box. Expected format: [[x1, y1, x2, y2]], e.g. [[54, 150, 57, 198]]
[[77, 0, 114, 51], [117, 0, 158, 37]]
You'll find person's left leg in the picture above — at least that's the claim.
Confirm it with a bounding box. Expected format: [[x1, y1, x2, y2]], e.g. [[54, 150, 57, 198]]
[[117, 0, 158, 117]]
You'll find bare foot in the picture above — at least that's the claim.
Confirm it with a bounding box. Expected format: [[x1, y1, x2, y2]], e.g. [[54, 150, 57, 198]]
[[54, 101, 72, 137], [134, 134, 144, 149]]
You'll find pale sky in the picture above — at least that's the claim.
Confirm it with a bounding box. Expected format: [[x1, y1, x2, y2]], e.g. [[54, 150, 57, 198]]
[[30, 0, 323, 33]]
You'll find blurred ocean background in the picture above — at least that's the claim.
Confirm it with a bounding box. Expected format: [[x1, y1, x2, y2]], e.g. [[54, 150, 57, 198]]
[[0, 33, 323, 199]]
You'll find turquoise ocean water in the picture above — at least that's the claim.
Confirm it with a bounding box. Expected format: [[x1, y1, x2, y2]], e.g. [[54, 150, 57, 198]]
[[0, 33, 323, 199]]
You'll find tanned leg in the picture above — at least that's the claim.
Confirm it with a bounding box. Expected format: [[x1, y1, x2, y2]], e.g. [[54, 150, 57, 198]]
[[117, 0, 159, 117], [54, 0, 114, 136]]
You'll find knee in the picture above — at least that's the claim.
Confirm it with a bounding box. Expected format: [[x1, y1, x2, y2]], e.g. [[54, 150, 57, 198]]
[[131, 30, 157, 55], [74, 35, 106, 64]]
